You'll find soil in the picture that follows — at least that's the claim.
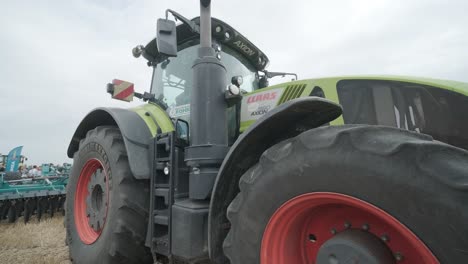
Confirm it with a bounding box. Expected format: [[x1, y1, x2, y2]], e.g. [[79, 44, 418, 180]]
[[0, 216, 70, 264]]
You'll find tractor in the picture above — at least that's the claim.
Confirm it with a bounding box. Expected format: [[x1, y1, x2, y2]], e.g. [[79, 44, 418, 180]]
[[65, 1, 468, 263], [0, 148, 28, 180]]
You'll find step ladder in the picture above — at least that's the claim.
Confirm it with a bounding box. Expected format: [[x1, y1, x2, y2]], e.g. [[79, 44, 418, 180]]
[[146, 131, 188, 261]]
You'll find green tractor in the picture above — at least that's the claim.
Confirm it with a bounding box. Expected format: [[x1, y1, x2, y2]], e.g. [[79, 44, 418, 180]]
[[65, 1, 468, 263]]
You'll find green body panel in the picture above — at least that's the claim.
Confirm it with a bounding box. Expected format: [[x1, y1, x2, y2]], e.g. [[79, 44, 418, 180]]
[[131, 103, 175, 136], [240, 75, 468, 132], [239, 79, 344, 131]]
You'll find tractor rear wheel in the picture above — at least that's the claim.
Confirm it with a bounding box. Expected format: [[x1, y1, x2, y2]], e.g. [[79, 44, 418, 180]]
[[65, 126, 152, 264], [224, 125, 468, 264]]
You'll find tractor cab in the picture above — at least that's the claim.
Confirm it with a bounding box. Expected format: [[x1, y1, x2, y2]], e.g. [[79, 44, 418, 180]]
[[139, 17, 268, 122]]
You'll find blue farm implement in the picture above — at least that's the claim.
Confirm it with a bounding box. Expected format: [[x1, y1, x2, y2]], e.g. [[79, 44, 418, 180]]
[[42, 163, 72, 177], [0, 172, 68, 223]]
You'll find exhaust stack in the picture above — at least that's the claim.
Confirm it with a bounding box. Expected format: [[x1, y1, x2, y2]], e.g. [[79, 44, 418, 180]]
[[185, 0, 229, 200]]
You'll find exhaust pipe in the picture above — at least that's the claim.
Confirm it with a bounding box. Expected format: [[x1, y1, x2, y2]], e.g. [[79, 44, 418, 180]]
[[200, 0, 212, 48], [185, 0, 229, 199]]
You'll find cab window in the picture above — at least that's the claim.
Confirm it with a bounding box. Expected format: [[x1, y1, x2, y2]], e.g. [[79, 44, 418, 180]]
[[337, 80, 468, 150], [150, 42, 258, 122]]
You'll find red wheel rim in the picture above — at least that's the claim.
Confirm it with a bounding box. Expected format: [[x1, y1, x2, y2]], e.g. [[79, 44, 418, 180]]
[[74, 158, 109, 244], [261, 192, 439, 264]]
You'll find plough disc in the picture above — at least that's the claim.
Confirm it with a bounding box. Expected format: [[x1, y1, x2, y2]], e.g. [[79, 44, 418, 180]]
[[24, 199, 34, 223], [0, 195, 66, 223], [1, 201, 11, 220], [49, 197, 58, 218], [57, 196, 66, 216], [7, 203, 16, 223]]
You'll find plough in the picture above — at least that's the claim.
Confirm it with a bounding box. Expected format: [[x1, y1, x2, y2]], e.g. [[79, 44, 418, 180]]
[[0, 172, 68, 223]]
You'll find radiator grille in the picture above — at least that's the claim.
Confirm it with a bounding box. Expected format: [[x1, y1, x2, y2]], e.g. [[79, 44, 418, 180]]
[[278, 84, 307, 104]]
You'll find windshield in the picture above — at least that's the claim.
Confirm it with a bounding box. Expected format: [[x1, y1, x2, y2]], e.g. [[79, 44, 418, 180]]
[[150, 42, 258, 121]]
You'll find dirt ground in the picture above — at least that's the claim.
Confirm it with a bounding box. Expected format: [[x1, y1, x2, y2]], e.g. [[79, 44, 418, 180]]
[[0, 216, 70, 264]]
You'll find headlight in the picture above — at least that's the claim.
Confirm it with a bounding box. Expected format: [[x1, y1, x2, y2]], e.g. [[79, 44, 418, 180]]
[[227, 84, 241, 96]]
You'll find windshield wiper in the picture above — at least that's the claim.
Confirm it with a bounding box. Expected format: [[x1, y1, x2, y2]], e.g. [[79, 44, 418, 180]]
[[165, 9, 200, 34], [258, 70, 298, 88]]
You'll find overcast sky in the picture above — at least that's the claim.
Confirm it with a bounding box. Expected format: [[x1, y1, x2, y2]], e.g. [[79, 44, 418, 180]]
[[1, 0, 467, 165]]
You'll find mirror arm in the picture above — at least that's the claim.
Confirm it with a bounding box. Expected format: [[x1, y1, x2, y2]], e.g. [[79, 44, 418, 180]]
[[165, 9, 200, 34], [262, 70, 298, 81], [134, 91, 168, 110]]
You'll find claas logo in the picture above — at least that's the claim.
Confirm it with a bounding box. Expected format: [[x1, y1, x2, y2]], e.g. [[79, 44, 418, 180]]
[[247, 92, 278, 104]]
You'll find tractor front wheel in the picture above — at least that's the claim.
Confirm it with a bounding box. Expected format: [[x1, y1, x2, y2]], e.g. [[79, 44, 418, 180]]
[[65, 126, 152, 264], [224, 125, 468, 264]]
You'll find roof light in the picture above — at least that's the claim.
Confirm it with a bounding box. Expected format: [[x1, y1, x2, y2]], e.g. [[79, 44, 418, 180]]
[[231, 76, 243, 87]]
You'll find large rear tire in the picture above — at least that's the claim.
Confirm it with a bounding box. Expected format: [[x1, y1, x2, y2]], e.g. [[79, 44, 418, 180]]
[[65, 126, 152, 264], [224, 125, 468, 264]]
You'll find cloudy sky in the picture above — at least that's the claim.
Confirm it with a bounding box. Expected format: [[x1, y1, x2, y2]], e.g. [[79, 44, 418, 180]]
[[1, 0, 467, 165]]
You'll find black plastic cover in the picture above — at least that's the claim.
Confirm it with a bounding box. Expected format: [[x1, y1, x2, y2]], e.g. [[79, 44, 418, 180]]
[[67, 108, 153, 179], [143, 17, 269, 71], [172, 199, 210, 260]]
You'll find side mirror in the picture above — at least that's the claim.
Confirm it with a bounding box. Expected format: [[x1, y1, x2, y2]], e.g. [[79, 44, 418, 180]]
[[157, 19, 178, 57], [107, 79, 135, 102]]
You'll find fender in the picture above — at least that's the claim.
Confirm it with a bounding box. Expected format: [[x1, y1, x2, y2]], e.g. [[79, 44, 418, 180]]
[[67, 105, 174, 179], [208, 97, 342, 263]]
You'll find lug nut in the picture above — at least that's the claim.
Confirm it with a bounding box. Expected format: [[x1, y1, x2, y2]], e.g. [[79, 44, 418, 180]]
[[308, 234, 317, 243], [344, 221, 351, 229], [381, 234, 390, 242], [394, 252, 404, 261], [362, 224, 369, 231]]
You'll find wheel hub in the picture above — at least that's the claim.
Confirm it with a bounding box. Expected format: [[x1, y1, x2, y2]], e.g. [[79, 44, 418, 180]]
[[260, 192, 439, 264], [316, 230, 395, 264], [86, 168, 107, 232], [74, 158, 109, 244]]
